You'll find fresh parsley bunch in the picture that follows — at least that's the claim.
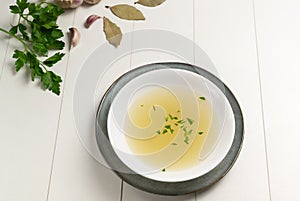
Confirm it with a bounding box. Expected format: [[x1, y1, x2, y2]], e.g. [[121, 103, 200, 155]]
[[0, 0, 65, 95]]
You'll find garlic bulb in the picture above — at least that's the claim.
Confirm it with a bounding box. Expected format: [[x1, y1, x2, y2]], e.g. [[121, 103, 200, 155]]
[[55, 0, 83, 9], [84, 0, 101, 5]]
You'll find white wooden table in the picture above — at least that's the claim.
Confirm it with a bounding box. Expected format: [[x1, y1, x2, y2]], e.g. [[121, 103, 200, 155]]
[[1, 0, 299, 200]]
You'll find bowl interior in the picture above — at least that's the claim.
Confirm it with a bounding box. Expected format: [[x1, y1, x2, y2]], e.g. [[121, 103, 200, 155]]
[[107, 68, 235, 182]]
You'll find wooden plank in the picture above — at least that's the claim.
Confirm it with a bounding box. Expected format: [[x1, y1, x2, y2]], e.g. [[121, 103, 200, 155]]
[[130, 0, 194, 69], [0, 0, 75, 200], [0, 0, 15, 80], [46, 0, 135, 200], [254, 0, 300, 200], [123, 184, 196, 201], [122, 0, 196, 200], [194, 0, 270, 200]]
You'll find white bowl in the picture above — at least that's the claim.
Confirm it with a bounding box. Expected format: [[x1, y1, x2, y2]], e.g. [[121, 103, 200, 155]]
[[107, 68, 234, 182]]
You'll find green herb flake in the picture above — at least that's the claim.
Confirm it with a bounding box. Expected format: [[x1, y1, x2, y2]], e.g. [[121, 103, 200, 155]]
[[140, 104, 144, 107], [198, 131, 204, 135], [177, 110, 180, 113], [171, 143, 177, 145], [162, 129, 168, 134], [199, 96, 206, 100], [184, 137, 189, 144], [165, 125, 171, 130], [165, 116, 169, 122], [162, 168, 166, 172], [177, 119, 185, 124], [156, 130, 161, 135], [152, 105, 156, 111], [168, 114, 174, 120], [187, 118, 194, 125]]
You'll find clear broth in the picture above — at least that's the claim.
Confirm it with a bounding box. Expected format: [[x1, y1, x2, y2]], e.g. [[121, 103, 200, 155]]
[[124, 86, 213, 171]]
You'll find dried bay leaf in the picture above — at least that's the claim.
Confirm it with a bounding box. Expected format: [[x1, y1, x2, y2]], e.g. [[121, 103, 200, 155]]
[[108, 4, 145, 20], [103, 17, 122, 47], [135, 0, 166, 7]]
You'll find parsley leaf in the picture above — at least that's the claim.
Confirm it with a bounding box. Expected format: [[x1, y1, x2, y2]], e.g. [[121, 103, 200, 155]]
[[41, 71, 62, 95], [16, 0, 29, 12], [13, 50, 27, 71], [43, 53, 65, 67], [9, 5, 20, 14]]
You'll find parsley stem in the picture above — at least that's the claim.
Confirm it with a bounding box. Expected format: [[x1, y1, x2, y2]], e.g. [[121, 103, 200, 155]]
[[0, 27, 49, 73], [20, 14, 31, 24], [40, 62, 49, 72], [0, 27, 31, 52], [0, 27, 12, 37], [18, 15, 21, 24]]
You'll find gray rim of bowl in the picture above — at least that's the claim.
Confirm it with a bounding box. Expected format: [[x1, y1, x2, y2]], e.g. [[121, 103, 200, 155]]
[[95, 62, 244, 196]]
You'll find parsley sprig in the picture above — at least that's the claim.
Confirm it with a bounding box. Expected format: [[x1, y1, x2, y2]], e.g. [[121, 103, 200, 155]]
[[0, 0, 65, 95]]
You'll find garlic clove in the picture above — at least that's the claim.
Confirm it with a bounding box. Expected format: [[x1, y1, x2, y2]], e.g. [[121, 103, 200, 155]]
[[70, 0, 84, 8], [85, 15, 101, 28], [69, 27, 80, 49], [55, 0, 72, 8], [84, 0, 101, 5], [55, 0, 83, 9]]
